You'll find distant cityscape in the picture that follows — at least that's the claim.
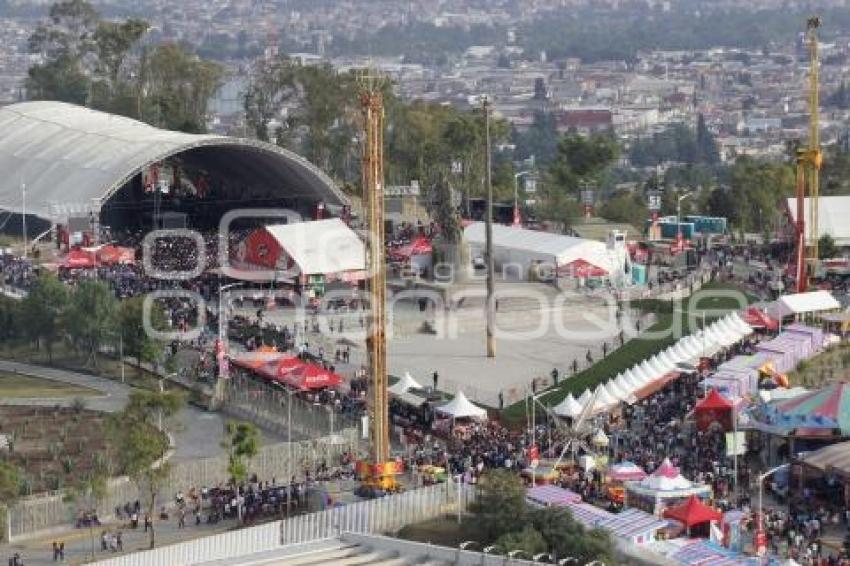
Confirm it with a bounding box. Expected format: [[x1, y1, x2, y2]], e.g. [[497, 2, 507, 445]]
[[3, 0, 850, 164]]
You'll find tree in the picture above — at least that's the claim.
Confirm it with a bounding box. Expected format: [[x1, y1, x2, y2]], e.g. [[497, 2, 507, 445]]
[[529, 507, 615, 564], [469, 469, 528, 542], [495, 525, 547, 557], [695, 114, 720, 164], [0, 462, 22, 542], [66, 280, 117, 367], [222, 421, 260, 485], [819, 234, 839, 260], [705, 187, 738, 224], [141, 43, 224, 133], [549, 131, 619, 194], [598, 190, 648, 227], [118, 296, 165, 372], [727, 157, 795, 233], [21, 273, 68, 363], [109, 389, 184, 549], [65, 464, 108, 559]]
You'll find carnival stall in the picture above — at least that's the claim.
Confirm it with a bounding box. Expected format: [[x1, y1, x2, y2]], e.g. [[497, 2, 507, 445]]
[[693, 389, 735, 432], [525, 485, 582, 508], [434, 390, 488, 437], [606, 461, 648, 504], [625, 458, 712, 516], [662, 495, 722, 536], [561, 502, 668, 545]]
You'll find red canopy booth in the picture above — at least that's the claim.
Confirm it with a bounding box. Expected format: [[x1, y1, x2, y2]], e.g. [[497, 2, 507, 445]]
[[559, 258, 608, 278], [663, 495, 722, 535], [694, 389, 734, 431], [281, 363, 342, 390], [256, 356, 306, 382], [741, 307, 778, 331], [96, 245, 136, 265], [61, 248, 97, 269]]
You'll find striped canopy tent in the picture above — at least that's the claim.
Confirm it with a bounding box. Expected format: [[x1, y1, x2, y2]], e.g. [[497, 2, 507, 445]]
[[756, 381, 850, 436], [608, 461, 648, 482], [561, 503, 667, 545]]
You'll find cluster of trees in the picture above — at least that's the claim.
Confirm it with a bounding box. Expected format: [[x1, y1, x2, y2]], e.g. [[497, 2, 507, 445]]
[[470, 470, 614, 563], [243, 59, 516, 200], [27, 0, 222, 133], [629, 117, 719, 167], [7, 274, 165, 370]]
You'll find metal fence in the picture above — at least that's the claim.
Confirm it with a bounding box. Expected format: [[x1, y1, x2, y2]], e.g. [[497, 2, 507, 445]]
[[7, 429, 359, 541], [90, 481, 475, 566], [223, 373, 362, 440]]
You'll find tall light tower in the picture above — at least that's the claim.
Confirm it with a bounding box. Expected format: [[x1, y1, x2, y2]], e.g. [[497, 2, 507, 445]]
[[795, 16, 822, 292], [356, 71, 398, 492]]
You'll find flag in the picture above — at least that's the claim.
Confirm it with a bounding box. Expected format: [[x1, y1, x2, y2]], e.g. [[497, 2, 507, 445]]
[[512, 204, 521, 227]]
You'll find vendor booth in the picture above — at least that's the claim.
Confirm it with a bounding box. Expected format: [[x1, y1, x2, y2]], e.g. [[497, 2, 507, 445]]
[[607, 461, 648, 504], [434, 390, 487, 437], [526, 485, 582, 507], [662, 495, 722, 536], [693, 389, 734, 432], [561, 502, 667, 545], [625, 458, 712, 516]]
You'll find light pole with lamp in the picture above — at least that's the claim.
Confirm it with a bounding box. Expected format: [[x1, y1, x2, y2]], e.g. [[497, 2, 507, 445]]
[[514, 170, 533, 215], [677, 192, 693, 250], [757, 463, 790, 525]]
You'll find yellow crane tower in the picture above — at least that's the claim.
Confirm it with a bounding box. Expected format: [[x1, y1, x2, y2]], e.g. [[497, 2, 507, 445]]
[[795, 16, 822, 293], [355, 72, 399, 493]]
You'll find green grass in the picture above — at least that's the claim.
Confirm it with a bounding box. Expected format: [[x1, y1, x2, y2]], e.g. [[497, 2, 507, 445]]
[[0, 370, 100, 398], [500, 281, 755, 423], [396, 515, 476, 547]]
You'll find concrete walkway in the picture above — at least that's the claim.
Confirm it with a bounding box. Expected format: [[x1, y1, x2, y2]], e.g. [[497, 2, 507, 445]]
[[0, 359, 279, 462]]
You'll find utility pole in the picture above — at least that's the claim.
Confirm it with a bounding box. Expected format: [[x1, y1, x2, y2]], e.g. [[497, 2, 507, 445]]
[[483, 97, 496, 358], [21, 180, 26, 259]]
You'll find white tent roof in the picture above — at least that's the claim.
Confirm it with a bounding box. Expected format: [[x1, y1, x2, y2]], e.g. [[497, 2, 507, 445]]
[[767, 290, 840, 319], [631, 364, 652, 385], [671, 342, 691, 362], [639, 360, 659, 381], [787, 195, 850, 247], [614, 373, 634, 395], [663, 346, 683, 363], [388, 371, 424, 395], [553, 393, 584, 418], [263, 219, 365, 276], [437, 391, 487, 419], [593, 384, 619, 410], [606, 379, 629, 401], [0, 102, 346, 221], [578, 389, 593, 405], [463, 222, 615, 273], [648, 355, 667, 377], [636, 458, 694, 491], [657, 350, 677, 370], [621, 370, 642, 391]]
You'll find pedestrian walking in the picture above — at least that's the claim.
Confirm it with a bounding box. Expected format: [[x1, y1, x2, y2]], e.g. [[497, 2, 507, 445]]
[[52, 541, 58, 562], [432, 371, 438, 391]]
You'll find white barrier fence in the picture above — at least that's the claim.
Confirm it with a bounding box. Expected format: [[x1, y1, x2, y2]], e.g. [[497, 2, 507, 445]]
[[92, 481, 474, 566]]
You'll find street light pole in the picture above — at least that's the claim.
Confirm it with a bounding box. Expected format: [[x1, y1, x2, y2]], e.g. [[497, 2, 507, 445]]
[[677, 192, 693, 249], [21, 181, 26, 259], [483, 96, 495, 358]]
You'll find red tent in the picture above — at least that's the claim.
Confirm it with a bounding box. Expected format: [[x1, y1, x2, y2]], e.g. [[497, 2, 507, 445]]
[[61, 248, 97, 269], [389, 236, 432, 260], [230, 350, 285, 372], [742, 307, 779, 331], [256, 356, 306, 381], [560, 259, 608, 278], [281, 363, 342, 390], [663, 495, 722, 528], [96, 245, 135, 265], [694, 389, 734, 431]]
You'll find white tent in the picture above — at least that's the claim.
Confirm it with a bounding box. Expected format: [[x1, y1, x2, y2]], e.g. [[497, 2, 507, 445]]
[[261, 218, 366, 275], [663, 346, 683, 364], [463, 222, 619, 280], [553, 393, 584, 418], [614, 373, 635, 395], [731, 313, 753, 336], [671, 342, 691, 362], [631, 364, 653, 385], [657, 350, 677, 370], [623, 369, 642, 388], [437, 391, 487, 419], [606, 379, 629, 401], [766, 290, 840, 319], [593, 384, 619, 411], [388, 371, 424, 395], [635, 458, 695, 491], [648, 355, 668, 377], [639, 360, 659, 381], [578, 389, 593, 406]]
